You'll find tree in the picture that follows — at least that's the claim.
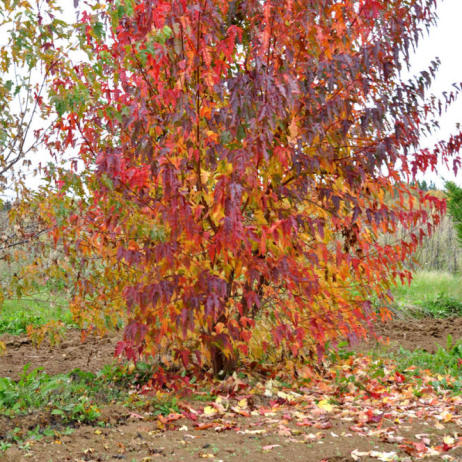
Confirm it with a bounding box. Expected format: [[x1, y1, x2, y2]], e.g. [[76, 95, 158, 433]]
[[0, 1, 83, 308], [32, 0, 461, 377], [413, 179, 437, 192], [445, 181, 462, 246], [0, 0, 76, 193]]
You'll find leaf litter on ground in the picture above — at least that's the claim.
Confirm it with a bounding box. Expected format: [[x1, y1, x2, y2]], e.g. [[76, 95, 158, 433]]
[[3, 353, 462, 461], [137, 354, 462, 460]]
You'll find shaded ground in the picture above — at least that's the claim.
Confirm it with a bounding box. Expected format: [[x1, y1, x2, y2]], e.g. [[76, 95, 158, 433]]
[[1, 317, 462, 461]]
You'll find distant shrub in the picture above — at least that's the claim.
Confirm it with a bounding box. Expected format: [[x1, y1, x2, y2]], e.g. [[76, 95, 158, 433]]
[[446, 181, 462, 247]]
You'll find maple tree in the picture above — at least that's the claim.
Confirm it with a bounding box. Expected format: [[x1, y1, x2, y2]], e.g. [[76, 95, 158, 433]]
[[16, 0, 461, 376]]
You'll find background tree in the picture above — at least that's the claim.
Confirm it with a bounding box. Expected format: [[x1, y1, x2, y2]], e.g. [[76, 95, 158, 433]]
[[0, 0, 75, 193], [445, 181, 462, 247], [23, 0, 462, 377], [0, 0, 86, 315]]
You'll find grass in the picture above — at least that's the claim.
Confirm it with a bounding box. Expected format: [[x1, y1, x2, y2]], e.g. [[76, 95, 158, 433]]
[[387, 335, 462, 378], [366, 335, 462, 396], [0, 359, 173, 447], [0, 267, 461, 448], [392, 270, 462, 317], [0, 360, 171, 419], [0, 293, 74, 335], [0, 365, 122, 422]]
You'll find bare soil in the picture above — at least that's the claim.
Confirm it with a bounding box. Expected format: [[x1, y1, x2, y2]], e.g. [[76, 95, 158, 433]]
[[1, 317, 462, 462], [3, 417, 462, 462], [366, 316, 462, 353], [0, 330, 120, 380]]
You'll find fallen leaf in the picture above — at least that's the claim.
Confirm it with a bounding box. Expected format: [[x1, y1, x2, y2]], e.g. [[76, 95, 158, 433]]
[[369, 450, 399, 461], [351, 449, 369, 460], [262, 444, 281, 451], [237, 429, 266, 435], [237, 398, 248, 408], [443, 435, 455, 445], [203, 406, 217, 417], [317, 399, 334, 412]]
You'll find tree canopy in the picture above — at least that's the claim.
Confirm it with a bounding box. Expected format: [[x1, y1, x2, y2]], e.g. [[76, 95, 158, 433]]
[[3, 0, 461, 377]]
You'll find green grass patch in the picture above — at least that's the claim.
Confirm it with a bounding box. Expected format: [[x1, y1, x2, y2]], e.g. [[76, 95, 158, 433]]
[[0, 359, 185, 449], [368, 335, 462, 394], [0, 295, 74, 335], [392, 270, 462, 317], [0, 359, 166, 420], [0, 365, 124, 423], [392, 335, 462, 377]]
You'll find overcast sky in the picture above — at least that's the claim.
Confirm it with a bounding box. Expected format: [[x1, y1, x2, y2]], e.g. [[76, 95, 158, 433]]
[[409, 0, 462, 187]]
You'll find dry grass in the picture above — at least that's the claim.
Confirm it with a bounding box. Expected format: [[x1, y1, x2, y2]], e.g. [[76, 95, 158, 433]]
[[382, 214, 462, 273], [413, 214, 462, 273]]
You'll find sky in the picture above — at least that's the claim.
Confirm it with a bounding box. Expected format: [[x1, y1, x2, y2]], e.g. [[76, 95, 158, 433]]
[[408, 0, 462, 187]]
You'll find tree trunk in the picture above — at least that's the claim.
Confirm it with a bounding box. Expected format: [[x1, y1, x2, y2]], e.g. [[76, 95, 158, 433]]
[[210, 345, 237, 378]]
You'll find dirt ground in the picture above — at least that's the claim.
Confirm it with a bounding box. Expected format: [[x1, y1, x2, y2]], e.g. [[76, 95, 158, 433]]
[[370, 316, 462, 353], [0, 330, 120, 380], [2, 316, 460, 380], [3, 415, 462, 462], [1, 317, 462, 462]]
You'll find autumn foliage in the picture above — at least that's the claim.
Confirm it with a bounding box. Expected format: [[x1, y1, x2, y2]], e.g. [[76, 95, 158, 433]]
[[34, 0, 461, 376]]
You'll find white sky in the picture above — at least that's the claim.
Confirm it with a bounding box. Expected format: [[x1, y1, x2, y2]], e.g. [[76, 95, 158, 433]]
[[408, 0, 462, 187], [11, 0, 462, 195]]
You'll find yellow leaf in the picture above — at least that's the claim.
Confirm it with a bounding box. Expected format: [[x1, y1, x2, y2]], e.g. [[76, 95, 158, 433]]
[[254, 210, 267, 225], [205, 130, 218, 143], [443, 435, 455, 445], [217, 159, 233, 175], [237, 398, 248, 408], [0, 341, 5, 356], [200, 169, 211, 184], [317, 399, 334, 412], [288, 117, 298, 143], [203, 406, 217, 417], [210, 206, 225, 225]]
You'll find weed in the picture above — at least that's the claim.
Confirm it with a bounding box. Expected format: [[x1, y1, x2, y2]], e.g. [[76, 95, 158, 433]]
[[0, 295, 74, 335], [0, 441, 12, 452], [0, 365, 126, 423], [191, 393, 217, 402], [327, 341, 354, 362], [51, 398, 101, 423], [101, 360, 156, 387], [152, 396, 180, 416], [371, 335, 462, 392], [421, 293, 462, 317]]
